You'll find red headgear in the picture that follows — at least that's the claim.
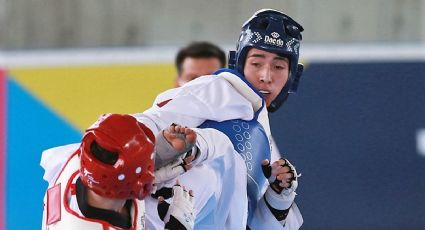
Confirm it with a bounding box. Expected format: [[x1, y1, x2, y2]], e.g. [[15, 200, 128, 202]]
[[79, 114, 155, 200]]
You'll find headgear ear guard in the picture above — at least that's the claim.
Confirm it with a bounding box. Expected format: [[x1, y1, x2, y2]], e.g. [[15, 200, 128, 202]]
[[79, 114, 155, 200], [228, 9, 304, 112]]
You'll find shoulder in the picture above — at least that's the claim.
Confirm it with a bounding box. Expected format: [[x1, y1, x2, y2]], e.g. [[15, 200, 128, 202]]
[[155, 74, 239, 105], [152, 75, 226, 105], [182, 74, 233, 91], [41, 143, 80, 187], [215, 69, 264, 112]]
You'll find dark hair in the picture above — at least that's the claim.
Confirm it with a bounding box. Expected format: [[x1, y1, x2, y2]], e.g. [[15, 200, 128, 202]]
[[175, 41, 226, 74]]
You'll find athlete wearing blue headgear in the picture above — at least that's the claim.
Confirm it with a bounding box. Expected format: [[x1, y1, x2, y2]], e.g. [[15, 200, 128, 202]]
[[229, 9, 304, 112], [137, 8, 304, 230]]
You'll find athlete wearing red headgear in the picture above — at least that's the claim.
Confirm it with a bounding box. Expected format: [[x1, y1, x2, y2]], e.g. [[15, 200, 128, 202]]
[[41, 114, 196, 230], [79, 113, 156, 201]]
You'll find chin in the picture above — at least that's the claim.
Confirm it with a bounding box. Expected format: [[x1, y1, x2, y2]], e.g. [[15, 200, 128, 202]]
[[264, 97, 273, 106]]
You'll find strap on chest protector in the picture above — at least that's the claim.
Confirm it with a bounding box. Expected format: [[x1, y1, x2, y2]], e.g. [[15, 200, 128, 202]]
[[199, 118, 271, 216]]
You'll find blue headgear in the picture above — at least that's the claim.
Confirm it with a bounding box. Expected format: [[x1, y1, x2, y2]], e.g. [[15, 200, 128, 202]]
[[229, 9, 304, 112]]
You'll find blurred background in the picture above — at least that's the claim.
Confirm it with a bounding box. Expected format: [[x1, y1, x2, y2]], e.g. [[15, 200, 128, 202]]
[[0, 0, 425, 229]]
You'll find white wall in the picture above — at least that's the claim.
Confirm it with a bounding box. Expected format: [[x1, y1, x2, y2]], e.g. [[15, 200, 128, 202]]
[[0, 0, 424, 49]]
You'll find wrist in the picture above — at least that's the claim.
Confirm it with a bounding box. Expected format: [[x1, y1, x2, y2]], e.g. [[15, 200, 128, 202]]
[[264, 186, 296, 210], [264, 196, 291, 222]]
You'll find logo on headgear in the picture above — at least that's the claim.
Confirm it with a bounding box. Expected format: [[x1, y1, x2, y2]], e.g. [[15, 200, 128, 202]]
[[244, 30, 254, 44], [264, 32, 284, 47], [286, 38, 300, 53], [271, 32, 280, 38], [83, 168, 99, 187], [253, 32, 262, 43]]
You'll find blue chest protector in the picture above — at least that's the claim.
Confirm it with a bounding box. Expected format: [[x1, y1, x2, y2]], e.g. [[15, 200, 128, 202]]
[[199, 116, 271, 216]]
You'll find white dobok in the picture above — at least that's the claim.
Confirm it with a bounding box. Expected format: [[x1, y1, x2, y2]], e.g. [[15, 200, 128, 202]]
[[135, 69, 303, 230]]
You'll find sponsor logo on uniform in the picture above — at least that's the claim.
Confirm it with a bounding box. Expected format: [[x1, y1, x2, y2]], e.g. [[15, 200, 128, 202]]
[[139, 212, 145, 230]]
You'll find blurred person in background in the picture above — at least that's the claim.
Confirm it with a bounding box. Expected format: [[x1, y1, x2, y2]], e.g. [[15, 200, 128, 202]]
[[136, 8, 304, 229], [174, 41, 226, 87]]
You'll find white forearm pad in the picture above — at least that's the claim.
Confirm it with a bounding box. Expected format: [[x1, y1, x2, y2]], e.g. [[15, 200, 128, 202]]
[[265, 186, 296, 211], [154, 158, 185, 184]]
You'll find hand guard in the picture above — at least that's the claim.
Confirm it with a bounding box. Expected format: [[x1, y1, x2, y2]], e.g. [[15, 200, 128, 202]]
[[163, 185, 195, 230], [154, 157, 187, 184], [262, 158, 299, 210], [155, 125, 195, 169]]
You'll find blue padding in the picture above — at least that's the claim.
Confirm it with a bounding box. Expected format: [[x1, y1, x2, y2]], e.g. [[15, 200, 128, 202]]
[[200, 119, 270, 217]]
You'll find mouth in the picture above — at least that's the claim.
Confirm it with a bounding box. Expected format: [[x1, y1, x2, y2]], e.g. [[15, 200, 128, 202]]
[[259, 90, 271, 96]]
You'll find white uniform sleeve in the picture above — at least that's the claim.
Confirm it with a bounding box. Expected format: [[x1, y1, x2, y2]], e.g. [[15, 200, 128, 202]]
[[133, 76, 255, 134], [153, 127, 234, 189], [40, 143, 81, 187], [145, 128, 245, 230], [190, 128, 234, 165], [250, 197, 303, 230], [270, 136, 282, 162], [184, 128, 249, 229]]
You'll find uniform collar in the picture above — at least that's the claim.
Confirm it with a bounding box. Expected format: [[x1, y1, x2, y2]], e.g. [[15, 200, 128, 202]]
[[75, 178, 133, 229]]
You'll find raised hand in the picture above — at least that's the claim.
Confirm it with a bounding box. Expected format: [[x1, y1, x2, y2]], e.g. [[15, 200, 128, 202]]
[[261, 158, 299, 215], [261, 158, 298, 195]]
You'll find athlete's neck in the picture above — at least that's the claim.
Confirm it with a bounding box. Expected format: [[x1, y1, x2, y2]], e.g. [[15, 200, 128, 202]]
[[86, 189, 129, 216]]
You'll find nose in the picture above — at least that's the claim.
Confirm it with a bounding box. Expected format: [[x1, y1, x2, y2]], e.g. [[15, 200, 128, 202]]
[[259, 66, 272, 83]]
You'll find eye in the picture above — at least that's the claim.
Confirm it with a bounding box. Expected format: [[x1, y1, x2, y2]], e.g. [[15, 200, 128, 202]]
[[273, 58, 289, 70], [274, 65, 286, 70], [250, 62, 262, 68]]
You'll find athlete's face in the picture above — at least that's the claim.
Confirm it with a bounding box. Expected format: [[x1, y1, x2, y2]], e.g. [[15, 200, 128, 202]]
[[176, 57, 222, 87], [243, 48, 290, 107]]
